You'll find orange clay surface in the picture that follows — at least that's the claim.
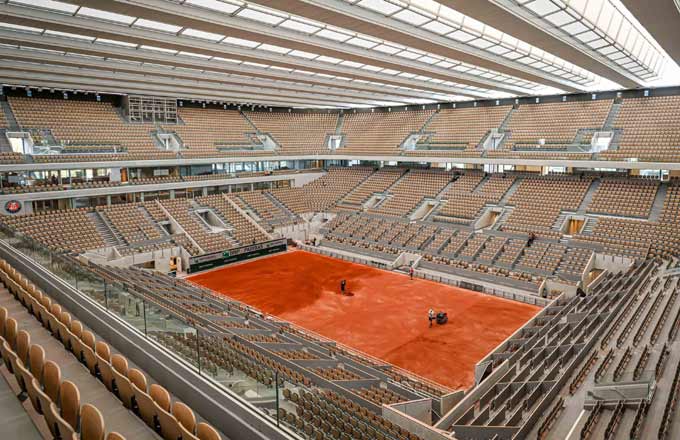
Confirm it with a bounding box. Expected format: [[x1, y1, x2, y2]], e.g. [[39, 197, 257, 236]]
[[188, 250, 539, 390]]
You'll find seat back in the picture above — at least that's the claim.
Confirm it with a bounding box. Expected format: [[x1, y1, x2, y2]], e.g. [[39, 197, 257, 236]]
[[0, 307, 7, 338], [173, 401, 197, 433], [197, 422, 221, 440], [60, 380, 81, 430], [29, 343, 45, 378], [42, 360, 62, 402], [5, 317, 17, 349], [16, 329, 30, 364], [27, 377, 48, 415], [81, 403, 105, 440]]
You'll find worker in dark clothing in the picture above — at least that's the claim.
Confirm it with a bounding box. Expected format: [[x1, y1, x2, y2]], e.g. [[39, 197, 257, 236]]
[[576, 287, 587, 298], [340, 279, 346, 295], [527, 232, 536, 247], [409, 266, 414, 280]]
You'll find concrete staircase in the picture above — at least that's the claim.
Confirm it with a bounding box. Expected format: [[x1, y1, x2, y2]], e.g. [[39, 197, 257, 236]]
[[334, 113, 345, 134], [0, 130, 12, 153], [603, 101, 622, 130], [492, 206, 514, 230], [649, 183, 668, 222], [264, 192, 299, 220], [137, 206, 168, 236], [420, 109, 440, 131], [497, 178, 522, 206], [0, 97, 19, 130], [499, 106, 515, 131], [239, 110, 260, 132], [581, 217, 598, 235], [88, 212, 125, 247], [552, 212, 569, 231], [434, 180, 457, 201], [577, 179, 601, 213]]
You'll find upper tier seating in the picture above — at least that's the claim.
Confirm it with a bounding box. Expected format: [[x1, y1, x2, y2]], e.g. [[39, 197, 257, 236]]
[[3, 208, 105, 253], [424, 106, 511, 149], [504, 100, 612, 149], [337, 167, 406, 211], [587, 177, 659, 218], [159, 199, 237, 253], [300, 166, 374, 212], [9, 97, 170, 160], [369, 169, 453, 217], [501, 175, 592, 239], [341, 110, 433, 155], [601, 95, 680, 161], [245, 112, 338, 154], [173, 107, 253, 156]]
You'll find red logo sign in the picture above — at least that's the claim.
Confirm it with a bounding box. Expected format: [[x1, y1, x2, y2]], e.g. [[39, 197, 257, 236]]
[[5, 200, 21, 214]]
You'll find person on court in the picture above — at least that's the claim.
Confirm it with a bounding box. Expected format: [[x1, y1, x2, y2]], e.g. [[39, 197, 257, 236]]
[[340, 279, 346, 295], [428, 308, 435, 327], [409, 266, 414, 280]]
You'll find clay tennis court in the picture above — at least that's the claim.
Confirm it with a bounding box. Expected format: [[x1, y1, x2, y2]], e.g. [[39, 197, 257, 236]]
[[188, 250, 539, 390]]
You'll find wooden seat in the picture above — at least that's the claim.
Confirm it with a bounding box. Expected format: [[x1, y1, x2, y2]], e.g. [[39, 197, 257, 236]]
[[27, 376, 48, 415], [60, 380, 81, 431], [112, 355, 133, 408], [197, 422, 221, 440], [81, 403, 105, 440], [28, 343, 45, 379], [43, 360, 61, 402]]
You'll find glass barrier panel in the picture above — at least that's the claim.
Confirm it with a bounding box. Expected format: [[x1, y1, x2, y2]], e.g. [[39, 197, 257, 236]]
[[145, 300, 198, 367]]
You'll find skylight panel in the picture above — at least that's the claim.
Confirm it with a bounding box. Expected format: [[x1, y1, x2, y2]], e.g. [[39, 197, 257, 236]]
[[77, 7, 135, 25], [242, 61, 270, 68], [10, 0, 77, 14], [133, 19, 183, 34], [0, 23, 43, 33], [258, 44, 290, 54], [178, 51, 212, 59], [340, 60, 363, 68], [449, 30, 476, 43], [421, 21, 455, 35], [372, 44, 401, 55], [360, 65, 383, 72], [524, 0, 561, 16], [356, 0, 402, 15], [396, 50, 421, 60], [181, 28, 225, 42], [223, 37, 260, 48], [316, 29, 350, 42], [316, 56, 343, 64], [237, 8, 285, 26], [44, 30, 95, 42], [139, 45, 178, 54], [94, 38, 138, 48], [392, 9, 431, 26], [183, 0, 241, 14], [289, 50, 318, 59], [346, 37, 378, 49], [278, 19, 320, 34]]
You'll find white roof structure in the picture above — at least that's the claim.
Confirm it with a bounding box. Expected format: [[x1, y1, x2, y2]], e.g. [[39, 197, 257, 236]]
[[0, 0, 678, 108]]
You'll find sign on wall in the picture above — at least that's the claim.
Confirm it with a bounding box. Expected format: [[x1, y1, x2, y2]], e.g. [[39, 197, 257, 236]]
[[4, 200, 22, 215], [188, 238, 287, 273]]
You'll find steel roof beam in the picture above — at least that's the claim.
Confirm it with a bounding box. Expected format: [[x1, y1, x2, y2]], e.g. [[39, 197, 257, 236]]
[[0, 70, 363, 108], [0, 61, 412, 106], [0, 30, 452, 101], [0, 47, 423, 105], [435, 0, 643, 88], [246, 0, 586, 92], [619, 0, 680, 69], [57, 0, 531, 94], [0, 3, 503, 96]]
